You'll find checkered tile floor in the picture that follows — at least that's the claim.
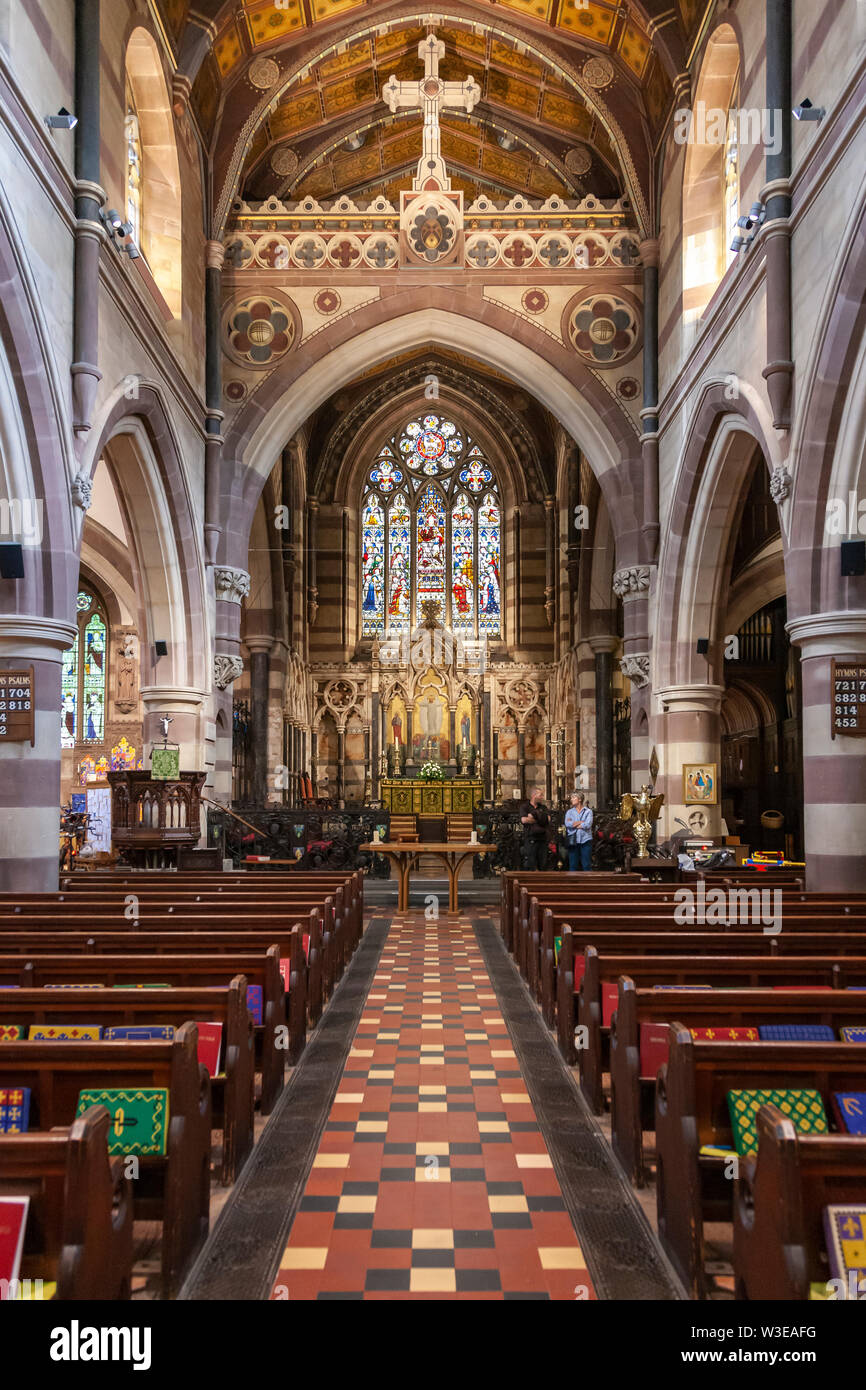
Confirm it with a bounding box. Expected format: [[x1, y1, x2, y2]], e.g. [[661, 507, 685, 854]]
[[271, 912, 595, 1300]]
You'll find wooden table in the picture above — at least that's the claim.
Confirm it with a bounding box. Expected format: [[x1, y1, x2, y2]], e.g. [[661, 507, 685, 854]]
[[359, 841, 497, 913]]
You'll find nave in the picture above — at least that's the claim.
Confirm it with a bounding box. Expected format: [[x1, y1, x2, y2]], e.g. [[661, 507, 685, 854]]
[[189, 908, 674, 1303]]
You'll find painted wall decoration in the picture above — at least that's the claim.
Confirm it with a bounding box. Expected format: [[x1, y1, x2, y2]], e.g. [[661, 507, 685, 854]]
[[225, 295, 296, 366], [565, 291, 640, 366]]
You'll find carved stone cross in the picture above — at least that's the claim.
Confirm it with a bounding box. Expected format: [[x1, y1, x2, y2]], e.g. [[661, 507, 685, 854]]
[[382, 32, 481, 192]]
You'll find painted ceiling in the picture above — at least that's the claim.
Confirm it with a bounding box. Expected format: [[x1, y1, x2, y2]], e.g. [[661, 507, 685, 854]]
[[157, 0, 710, 227]]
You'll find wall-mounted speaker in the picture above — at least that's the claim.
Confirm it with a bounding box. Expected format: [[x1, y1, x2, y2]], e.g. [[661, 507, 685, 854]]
[[154, 640, 168, 658], [0, 544, 24, 579], [696, 637, 710, 655], [841, 540, 866, 576]]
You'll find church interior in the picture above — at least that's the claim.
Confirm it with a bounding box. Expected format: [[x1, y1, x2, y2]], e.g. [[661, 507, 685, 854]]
[[1, 0, 865, 1338]]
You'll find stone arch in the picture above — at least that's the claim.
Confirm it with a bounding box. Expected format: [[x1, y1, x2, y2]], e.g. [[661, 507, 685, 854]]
[[0, 173, 76, 628], [681, 20, 741, 325], [654, 389, 780, 691], [126, 26, 183, 317], [220, 299, 642, 578], [82, 388, 209, 765], [787, 170, 866, 619]]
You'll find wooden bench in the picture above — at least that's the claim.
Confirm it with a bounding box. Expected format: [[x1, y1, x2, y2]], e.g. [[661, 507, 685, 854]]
[[0, 1103, 134, 1300], [732, 1102, 866, 1299], [0, 981, 252, 1185], [610, 982, 866, 1188], [655, 1028, 866, 1297], [578, 946, 866, 1116], [0, 1023, 210, 1296], [0, 946, 286, 1117]]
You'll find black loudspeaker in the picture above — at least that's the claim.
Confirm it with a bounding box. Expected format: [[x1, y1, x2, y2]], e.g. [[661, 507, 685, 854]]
[[0, 544, 25, 579], [696, 637, 710, 654], [154, 640, 168, 658], [841, 540, 866, 576]]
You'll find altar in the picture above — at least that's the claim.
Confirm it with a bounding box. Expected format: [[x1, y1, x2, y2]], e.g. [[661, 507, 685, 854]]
[[380, 778, 483, 814]]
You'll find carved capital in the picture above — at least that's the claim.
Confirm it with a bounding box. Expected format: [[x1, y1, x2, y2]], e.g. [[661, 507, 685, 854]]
[[71, 469, 93, 511], [620, 653, 650, 688], [214, 653, 244, 690], [613, 565, 651, 600], [769, 464, 792, 504], [214, 566, 250, 604]]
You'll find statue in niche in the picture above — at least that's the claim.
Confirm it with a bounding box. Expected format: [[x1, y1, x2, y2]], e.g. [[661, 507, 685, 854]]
[[116, 634, 138, 714]]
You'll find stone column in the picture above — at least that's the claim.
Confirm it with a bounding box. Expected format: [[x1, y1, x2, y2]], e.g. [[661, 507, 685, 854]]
[[212, 566, 249, 801], [71, 0, 103, 435], [140, 687, 208, 771], [787, 613, 866, 890], [448, 705, 456, 765], [544, 494, 556, 629], [204, 240, 225, 565], [371, 690, 380, 799], [0, 615, 77, 891], [307, 500, 319, 625], [614, 565, 653, 786], [337, 727, 345, 807], [653, 683, 725, 841], [639, 238, 660, 561], [517, 728, 527, 800], [762, 0, 793, 429], [590, 636, 619, 811], [246, 635, 273, 806]]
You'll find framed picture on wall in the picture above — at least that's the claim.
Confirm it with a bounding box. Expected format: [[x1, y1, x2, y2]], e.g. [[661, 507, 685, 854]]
[[683, 763, 717, 805]]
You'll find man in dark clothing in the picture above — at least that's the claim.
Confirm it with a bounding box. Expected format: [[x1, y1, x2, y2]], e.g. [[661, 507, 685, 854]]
[[520, 787, 550, 870]]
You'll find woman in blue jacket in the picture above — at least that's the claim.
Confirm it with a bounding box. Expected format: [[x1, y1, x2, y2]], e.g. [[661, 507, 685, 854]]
[[564, 791, 593, 871]]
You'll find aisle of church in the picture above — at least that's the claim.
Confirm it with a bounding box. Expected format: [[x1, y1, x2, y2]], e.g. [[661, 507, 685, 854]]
[[271, 910, 595, 1300]]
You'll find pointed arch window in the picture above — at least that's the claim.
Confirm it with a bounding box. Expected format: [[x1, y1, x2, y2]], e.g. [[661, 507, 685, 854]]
[[125, 79, 143, 247], [61, 588, 108, 747], [361, 413, 501, 639]]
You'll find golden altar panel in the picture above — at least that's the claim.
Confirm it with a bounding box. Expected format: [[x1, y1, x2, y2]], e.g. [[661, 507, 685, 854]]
[[380, 779, 483, 813]]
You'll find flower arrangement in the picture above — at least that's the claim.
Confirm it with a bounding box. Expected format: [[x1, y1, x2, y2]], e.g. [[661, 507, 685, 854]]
[[419, 760, 445, 781]]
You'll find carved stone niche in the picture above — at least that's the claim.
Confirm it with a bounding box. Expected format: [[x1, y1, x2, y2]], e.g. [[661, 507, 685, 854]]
[[115, 630, 139, 714]]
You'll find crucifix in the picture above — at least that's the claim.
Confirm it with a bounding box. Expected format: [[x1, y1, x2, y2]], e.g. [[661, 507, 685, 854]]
[[382, 32, 481, 192]]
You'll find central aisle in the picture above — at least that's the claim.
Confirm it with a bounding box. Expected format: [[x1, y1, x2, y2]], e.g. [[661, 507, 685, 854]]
[[271, 911, 595, 1300]]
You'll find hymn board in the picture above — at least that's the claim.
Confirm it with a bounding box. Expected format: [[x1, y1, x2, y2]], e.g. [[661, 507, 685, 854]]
[[0, 668, 35, 745]]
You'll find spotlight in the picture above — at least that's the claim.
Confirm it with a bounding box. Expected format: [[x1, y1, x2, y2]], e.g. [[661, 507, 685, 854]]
[[731, 202, 766, 254], [0, 543, 25, 579], [102, 209, 124, 230], [118, 222, 134, 238], [793, 98, 825, 122], [45, 108, 78, 130], [124, 241, 141, 260]]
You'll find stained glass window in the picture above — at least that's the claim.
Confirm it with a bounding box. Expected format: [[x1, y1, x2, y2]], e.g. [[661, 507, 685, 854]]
[[125, 81, 143, 246], [361, 496, 385, 636], [451, 493, 474, 632], [361, 414, 501, 638], [478, 494, 501, 634], [61, 586, 110, 747], [387, 493, 411, 631]]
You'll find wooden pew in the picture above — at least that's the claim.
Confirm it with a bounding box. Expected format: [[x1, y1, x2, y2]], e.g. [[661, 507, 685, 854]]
[[0, 981, 252, 1185], [0, 924, 310, 1060], [733, 1102, 866, 1300], [542, 908, 866, 1057], [0, 1023, 210, 1296], [610, 982, 866, 1187], [655, 1028, 866, 1297], [579, 946, 866, 1115], [0, 1104, 133, 1300], [0, 946, 285, 1117], [1, 897, 341, 1004]]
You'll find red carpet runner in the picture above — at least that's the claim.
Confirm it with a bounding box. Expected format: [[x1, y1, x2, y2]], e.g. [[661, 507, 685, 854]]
[[271, 912, 596, 1300]]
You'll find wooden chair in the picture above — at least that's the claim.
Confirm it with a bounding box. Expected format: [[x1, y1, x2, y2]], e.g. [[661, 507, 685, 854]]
[[389, 814, 419, 843], [446, 813, 475, 842]]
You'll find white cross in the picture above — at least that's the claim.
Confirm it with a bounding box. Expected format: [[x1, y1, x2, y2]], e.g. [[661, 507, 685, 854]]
[[382, 31, 481, 192]]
